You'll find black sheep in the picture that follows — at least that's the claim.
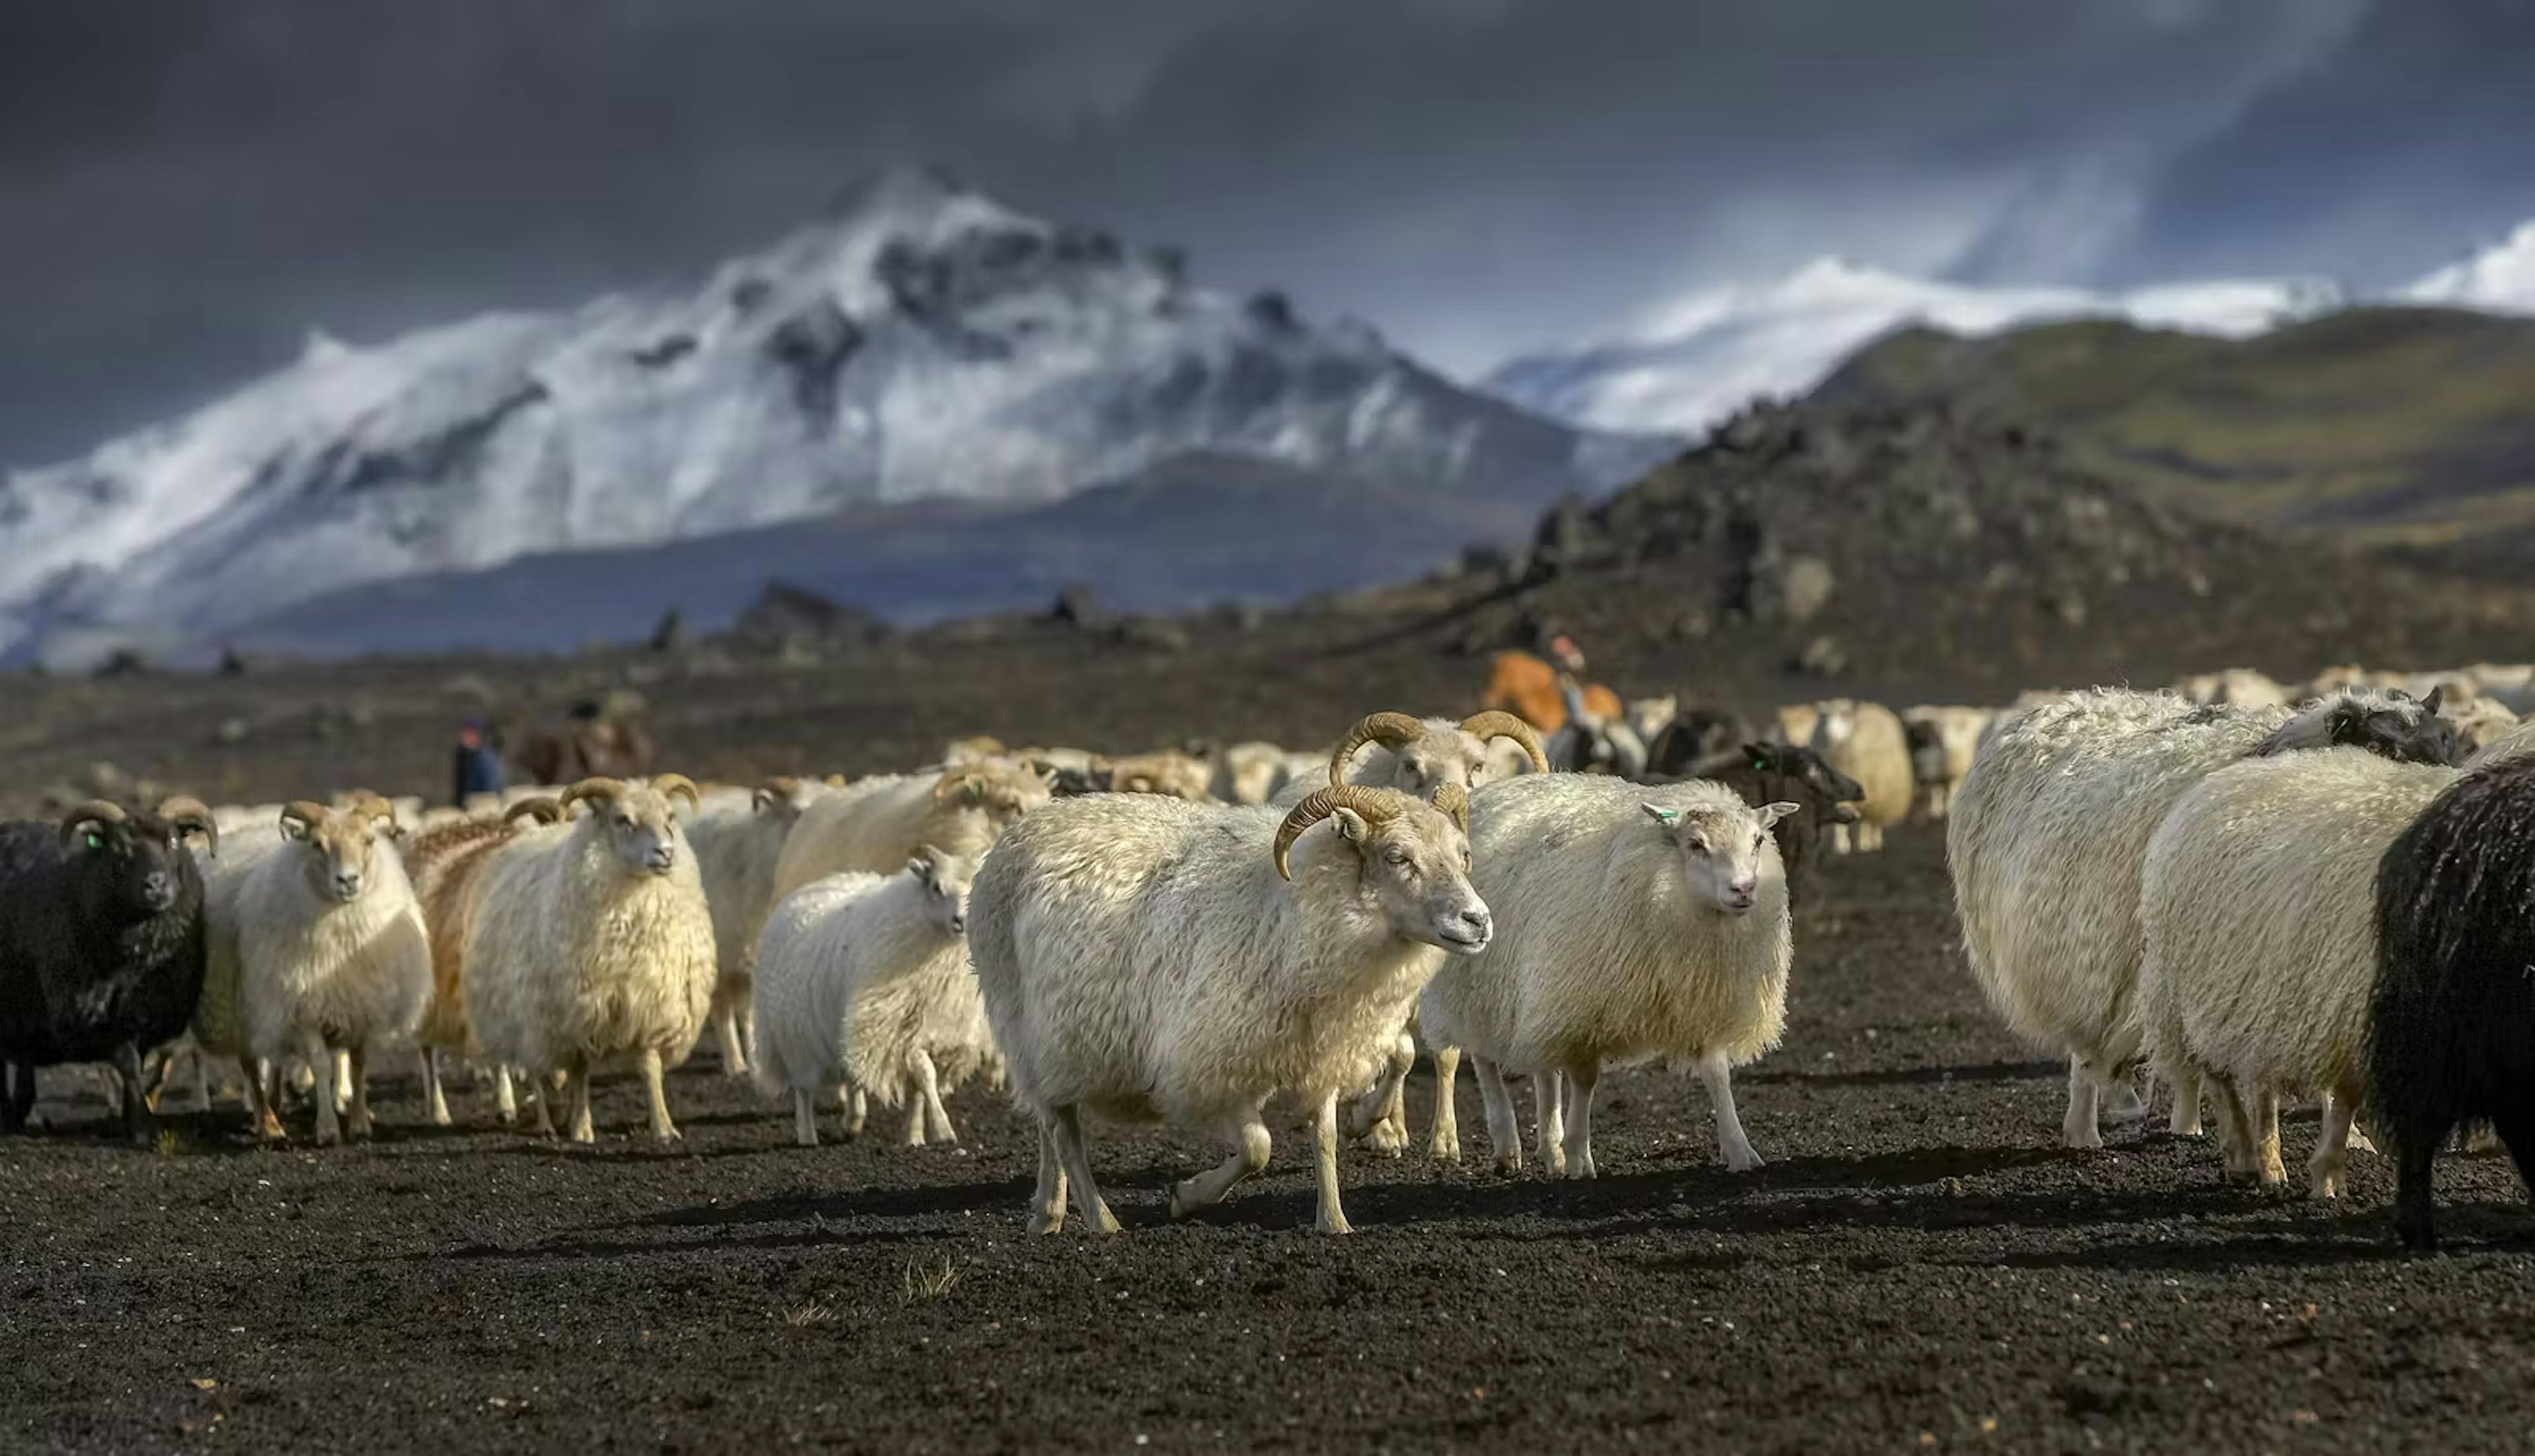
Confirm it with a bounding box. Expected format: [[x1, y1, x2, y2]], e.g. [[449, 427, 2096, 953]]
[[1642, 704, 1755, 781], [2369, 756, 2535, 1249], [0, 797, 218, 1142], [1679, 743, 1863, 908]]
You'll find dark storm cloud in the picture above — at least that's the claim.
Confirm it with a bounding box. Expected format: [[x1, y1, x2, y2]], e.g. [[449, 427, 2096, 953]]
[[1, 1, 2518, 466]]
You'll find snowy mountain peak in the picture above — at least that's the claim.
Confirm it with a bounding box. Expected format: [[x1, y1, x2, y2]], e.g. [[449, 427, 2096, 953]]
[[0, 171, 1645, 667], [2402, 221, 2535, 313]]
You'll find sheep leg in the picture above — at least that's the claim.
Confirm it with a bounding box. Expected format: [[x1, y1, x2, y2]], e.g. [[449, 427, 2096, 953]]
[[901, 1090, 928, 1146], [1169, 1113, 1271, 1219], [1346, 1032, 1413, 1156], [190, 1048, 211, 1114], [2209, 1074, 2260, 1182], [2060, 1057, 2103, 1150], [1561, 1062, 1600, 1180], [2310, 1091, 2357, 1200], [1473, 1056, 1522, 1174], [2102, 1069, 2150, 1125], [914, 1051, 957, 1144], [2166, 1064, 2203, 1137], [639, 1048, 679, 1144], [790, 1088, 819, 1148], [494, 1065, 520, 1127], [0, 1061, 30, 1132], [1532, 1071, 1567, 1175], [1427, 1045, 1462, 1162], [1048, 1104, 1120, 1235], [419, 1049, 452, 1127], [141, 1046, 174, 1113], [1313, 1092, 1353, 1235], [1698, 1050, 1763, 1172], [715, 1009, 749, 1078], [345, 1047, 372, 1141], [525, 1065, 557, 1139], [1831, 822, 1853, 855], [842, 1083, 868, 1140], [331, 1050, 353, 1114], [1029, 1122, 1068, 1236], [739, 1003, 757, 1075], [2392, 1121, 2445, 1251], [114, 1042, 154, 1146], [564, 1063, 597, 1144], [242, 1058, 285, 1141], [2253, 1090, 2284, 1187], [305, 1037, 342, 1146]]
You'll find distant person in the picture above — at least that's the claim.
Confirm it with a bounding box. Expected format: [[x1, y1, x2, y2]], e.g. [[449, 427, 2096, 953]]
[[452, 719, 506, 806], [518, 696, 656, 785]]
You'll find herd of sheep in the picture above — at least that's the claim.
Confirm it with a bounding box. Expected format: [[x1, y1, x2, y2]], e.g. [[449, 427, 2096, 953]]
[[5, 658, 2535, 1250]]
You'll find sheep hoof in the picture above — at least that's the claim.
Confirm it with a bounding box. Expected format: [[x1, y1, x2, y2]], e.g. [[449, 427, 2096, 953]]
[[1428, 1142, 1460, 1164], [314, 1131, 340, 1148], [1316, 1212, 1355, 1236], [1491, 1154, 1523, 1177], [1092, 1205, 1123, 1236], [1724, 1149, 1764, 1174], [1028, 1212, 1065, 1236], [1361, 1119, 1407, 1157]]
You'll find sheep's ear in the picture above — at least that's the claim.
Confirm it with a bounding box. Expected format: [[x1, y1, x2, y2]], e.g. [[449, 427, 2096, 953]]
[[1756, 801, 1800, 830], [905, 854, 933, 884], [277, 816, 312, 843], [1331, 807, 1370, 845], [1639, 803, 1681, 827], [2421, 684, 2444, 715], [752, 787, 778, 814]]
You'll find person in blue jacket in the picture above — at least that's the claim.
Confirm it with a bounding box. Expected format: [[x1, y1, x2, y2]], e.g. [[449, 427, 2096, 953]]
[[452, 719, 505, 806]]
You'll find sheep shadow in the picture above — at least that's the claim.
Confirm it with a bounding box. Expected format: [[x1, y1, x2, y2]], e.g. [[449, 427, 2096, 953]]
[[1741, 1057, 2062, 1089]]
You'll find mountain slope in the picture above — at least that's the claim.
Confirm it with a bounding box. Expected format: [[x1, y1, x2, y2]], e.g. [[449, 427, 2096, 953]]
[[1814, 306, 2535, 548], [1483, 255, 2336, 433], [0, 167, 1658, 667]]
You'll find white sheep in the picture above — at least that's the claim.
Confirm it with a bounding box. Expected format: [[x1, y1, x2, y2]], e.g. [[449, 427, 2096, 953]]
[[2136, 718, 2535, 1195], [1207, 741, 1294, 805], [1419, 776, 1796, 1176], [1809, 699, 1911, 851], [221, 800, 431, 1144], [461, 776, 716, 1144], [1948, 686, 2461, 1148], [403, 796, 562, 1126], [1901, 706, 1991, 820], [685, 775, 839, 1078], [770, 760, 1048, 903], [1273, 710, 1547, 805], [750, 848, 982, 1146], [968, 781, 1489, 1235]]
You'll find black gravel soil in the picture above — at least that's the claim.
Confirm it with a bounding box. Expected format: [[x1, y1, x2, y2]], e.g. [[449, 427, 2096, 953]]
[[7, 827, 2533, 1453]]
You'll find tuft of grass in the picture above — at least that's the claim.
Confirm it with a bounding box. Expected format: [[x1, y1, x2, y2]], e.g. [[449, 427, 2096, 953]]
[[900, 1254, 962, 1306], [783, 1300, 834, 1330], [154, 1127, 186, 1157]]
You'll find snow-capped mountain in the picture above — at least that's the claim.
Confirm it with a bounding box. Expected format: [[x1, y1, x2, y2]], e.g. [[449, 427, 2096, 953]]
[[1485, 257, 2343, 434], [2402, 221, 2535, 314], [0, 166, 1656, 666]]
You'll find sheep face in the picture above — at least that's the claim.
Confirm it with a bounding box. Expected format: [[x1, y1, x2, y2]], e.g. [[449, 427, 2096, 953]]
[[1344, 803, 1493, 955], [1641, 801, 1796, 915], [1386, 732, 1491, 799], [1744, 745, 1864, 825], [906, 847, 977, 937], [595, 787, 685, 877], [1812, 700, 1858, 746], [61, 808, 193, 920], [934, 762, 1054, 829], [278, 803, 391, 905], [2258, 688, 2466, 767]]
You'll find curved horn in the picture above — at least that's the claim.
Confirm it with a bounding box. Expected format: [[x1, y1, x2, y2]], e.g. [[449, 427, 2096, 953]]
[[504, 796, 564, 826], [1458, 710, 1548, 774], [753, 775, 801, 813], [823, 772, 848, 788], [1430, 782, 1471, 832], [1328, 711, 1429, 787], [339, 791, 398, 831], [558, 777, 625, 816], [1273, 784, 1394, 881], [156, 795, 219, 855], [279, 800, 331, 839], [57, 799, 128, 849], [650, 773, 701, 813]]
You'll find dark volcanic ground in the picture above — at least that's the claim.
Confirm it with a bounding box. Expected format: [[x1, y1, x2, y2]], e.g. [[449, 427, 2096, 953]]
[[7, 828, 2534, 1454]]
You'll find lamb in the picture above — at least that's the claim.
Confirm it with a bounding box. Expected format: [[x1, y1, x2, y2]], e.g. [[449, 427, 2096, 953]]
[[750, 847, 983, 1147], [2369, 751, 2535, 1249], [1949, 686, 2462, 1149], [968, 781, 1489, 1235], [1679, 743, 1862, 909], [1808, 699, 1912, 851], [770, 759, 1050, 903], [0, 797, 219, 1142], [402, 796, 562, 1126], [1900, 706, 1990, 820], [461, 776, 716, 1143], [686, 776, 840, 1078], [1419, 776, 1796, 1176], [2137, 748, 2464, 1195], [215, 799, 430, 1144]]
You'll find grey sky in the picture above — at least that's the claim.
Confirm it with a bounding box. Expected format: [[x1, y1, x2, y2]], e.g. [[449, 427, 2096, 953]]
[[3, 0, 2528, 466]]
